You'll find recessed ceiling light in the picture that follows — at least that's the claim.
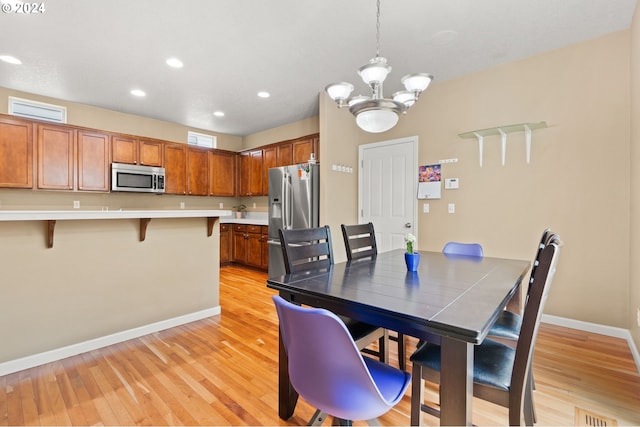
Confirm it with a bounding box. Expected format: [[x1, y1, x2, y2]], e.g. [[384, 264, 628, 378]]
[[213, 111, 225, 117], [130, 89, 146, 97], [166, 57, 184, 68], [257, 91, 270, 98], [0, 55, 22, 65]]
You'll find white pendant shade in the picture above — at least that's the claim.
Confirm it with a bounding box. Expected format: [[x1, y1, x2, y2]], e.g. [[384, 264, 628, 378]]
[[356, 109, 399, 133], [392, 90, 416, 107], [325, 82, 354, 101], [402, 73, 433, 92], [358, 57, 391, 85]]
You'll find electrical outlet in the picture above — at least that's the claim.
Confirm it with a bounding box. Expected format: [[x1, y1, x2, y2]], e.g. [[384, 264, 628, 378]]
[[253, 203, 256, 208], [448, 203, 455, 214], [423, 203, 429, 213], [73, 200, 80, 209], [219, 202, 224, 209], [180, 202, 185, 209]]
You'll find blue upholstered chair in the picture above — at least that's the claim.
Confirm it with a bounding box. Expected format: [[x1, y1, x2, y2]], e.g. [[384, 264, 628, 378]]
[[341, 222, 406, 371], [272, 295, 411, 425], [410, 234, 561, 426], [442, 241, 484, 257]]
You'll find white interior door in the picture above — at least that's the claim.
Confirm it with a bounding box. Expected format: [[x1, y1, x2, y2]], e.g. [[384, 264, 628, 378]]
[[359, 137, 418, 252]]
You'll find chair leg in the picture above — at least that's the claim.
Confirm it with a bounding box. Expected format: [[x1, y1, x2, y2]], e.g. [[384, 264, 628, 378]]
[[377, 330, 389, 364], [397, 333, 406, 371], [308, 409, 328, 426], [524, 372, 536, 426], [410, 363, 424, 426]]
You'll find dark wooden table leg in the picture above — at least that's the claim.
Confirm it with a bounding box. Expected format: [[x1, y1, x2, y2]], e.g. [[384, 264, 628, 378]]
[[278, 302, 298, 419], [439, 337, 473, 426]]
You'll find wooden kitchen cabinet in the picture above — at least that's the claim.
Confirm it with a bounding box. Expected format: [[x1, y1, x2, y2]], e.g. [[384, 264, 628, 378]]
[[112, 135, 164, 167], [220, 223, 232, 265], [276, 143, 292, 167], [233, 224, 248, 264], [238, 150, 263, 196], [138, 139, 164, 166], [77, 130, 110, 192], [187, 146, 209, 196], [246, 224, 263, 269], [231, 223, 268, 270], [0, 116, 33, 188], [262, 146, 276, 195], [292, 135, 319, 164], [37, 123, 75, 190], [164, 143, 187, 195], [209, 150, 236, 196]]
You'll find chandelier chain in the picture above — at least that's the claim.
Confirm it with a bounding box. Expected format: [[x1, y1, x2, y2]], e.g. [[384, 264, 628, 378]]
[[375, 0, 381, 57]]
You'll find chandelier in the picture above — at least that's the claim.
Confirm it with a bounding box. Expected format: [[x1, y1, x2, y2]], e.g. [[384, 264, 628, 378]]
[[325, 0, 433, 133]]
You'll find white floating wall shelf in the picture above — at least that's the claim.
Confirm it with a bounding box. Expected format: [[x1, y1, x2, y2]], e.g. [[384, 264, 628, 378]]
[[458, 122, 547, 167]]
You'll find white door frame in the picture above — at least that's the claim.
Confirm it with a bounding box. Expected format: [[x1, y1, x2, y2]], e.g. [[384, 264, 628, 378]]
[[358, 136, 418, 248]]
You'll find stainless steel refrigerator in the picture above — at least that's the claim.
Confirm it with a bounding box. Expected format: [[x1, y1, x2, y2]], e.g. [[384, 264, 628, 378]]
[[268, 163, 319, 277]]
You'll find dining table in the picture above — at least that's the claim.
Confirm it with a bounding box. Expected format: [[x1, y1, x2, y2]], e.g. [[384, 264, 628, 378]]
[[266, 248, 531, 426]]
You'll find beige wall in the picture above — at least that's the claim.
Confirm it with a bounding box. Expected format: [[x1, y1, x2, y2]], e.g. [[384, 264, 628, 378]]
[[0, 217, 221, 363], [0, 87, 243, 151], [630, 8, 640, 349], [321, 31, 632, 329]]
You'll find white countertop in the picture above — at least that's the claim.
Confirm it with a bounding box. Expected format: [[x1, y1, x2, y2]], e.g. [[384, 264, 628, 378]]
[[0, 209, 232, 221], [219, 212, 268, 226]]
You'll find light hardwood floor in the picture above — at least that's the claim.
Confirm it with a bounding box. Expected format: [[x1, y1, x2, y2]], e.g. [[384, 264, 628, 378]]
[[1, 265, 639, 426]]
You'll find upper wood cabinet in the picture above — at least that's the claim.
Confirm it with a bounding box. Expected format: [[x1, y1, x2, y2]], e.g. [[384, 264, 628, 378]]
[[187, 146, 209, 196], [112, 135, 163, 167], [238, 150, 263, 196], [292, 135, 319, 164], [209, 150, 236, 197], [77, 130, 110, 192], [262, 146, 277, 195], [0, 116, 33, 188], [276, 143, 293, 167], [37, 123, 75, 190], [164, 143, 187, 195]]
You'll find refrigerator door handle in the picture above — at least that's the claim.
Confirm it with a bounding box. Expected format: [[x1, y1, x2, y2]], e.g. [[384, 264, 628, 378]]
[[282, 172, 292, 230]]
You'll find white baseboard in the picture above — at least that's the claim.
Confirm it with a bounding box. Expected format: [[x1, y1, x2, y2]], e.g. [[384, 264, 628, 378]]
[[542, 314, 640, 374], [0, 306, 221, 377]]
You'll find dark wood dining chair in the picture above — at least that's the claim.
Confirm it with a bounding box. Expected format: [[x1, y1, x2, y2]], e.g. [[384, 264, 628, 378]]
[[279, 226, 389, 364], [409, 233, 561, 426], [341, 222, 407, 371], [488, 228, 553, 342]]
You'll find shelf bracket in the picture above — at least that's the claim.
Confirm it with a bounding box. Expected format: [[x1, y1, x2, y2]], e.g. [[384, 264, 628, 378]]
[[46, 220, 56, 248], [140, 218, 151, 242], [473, 132, 484, 167], [498, 128, 507, 166], [524, 124, 532, 164]]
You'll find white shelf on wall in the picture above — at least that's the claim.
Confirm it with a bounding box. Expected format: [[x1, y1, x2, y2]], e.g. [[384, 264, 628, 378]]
[[458, 121, 547, 167]]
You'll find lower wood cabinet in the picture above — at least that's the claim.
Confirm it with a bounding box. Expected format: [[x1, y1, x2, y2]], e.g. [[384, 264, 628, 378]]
[[220, 224, 232, 265], [227, 223, 268, 271]]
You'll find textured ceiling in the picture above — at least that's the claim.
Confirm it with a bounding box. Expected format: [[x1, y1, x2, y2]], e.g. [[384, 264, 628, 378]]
[[0, 0, 636, 136]]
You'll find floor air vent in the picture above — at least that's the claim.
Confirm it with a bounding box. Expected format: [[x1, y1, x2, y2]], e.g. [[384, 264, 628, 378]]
[[575, 407, 618, 426]]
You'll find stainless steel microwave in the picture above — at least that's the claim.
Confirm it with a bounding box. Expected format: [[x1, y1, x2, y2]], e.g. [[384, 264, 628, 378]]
[[111, 163, 165, 193]]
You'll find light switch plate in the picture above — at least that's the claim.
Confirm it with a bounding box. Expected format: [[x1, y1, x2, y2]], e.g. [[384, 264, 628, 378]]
[[423, 203, 429, 213], [448, 203, 455, 213]]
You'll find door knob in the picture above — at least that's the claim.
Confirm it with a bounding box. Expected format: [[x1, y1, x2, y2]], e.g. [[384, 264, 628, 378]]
[[405, 223, 412, 228]]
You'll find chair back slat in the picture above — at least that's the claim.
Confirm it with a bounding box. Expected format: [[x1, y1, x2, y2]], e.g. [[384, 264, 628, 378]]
[[279, 226, 334, 274], [342, 223, 378, 260]]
